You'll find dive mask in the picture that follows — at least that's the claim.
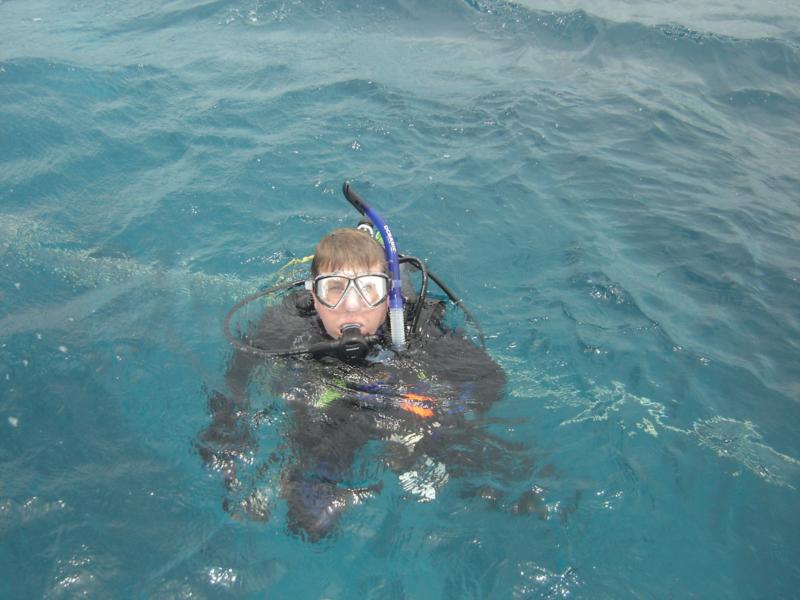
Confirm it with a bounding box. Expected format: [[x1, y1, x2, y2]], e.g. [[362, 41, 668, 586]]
[[306, 273, 389, 309]]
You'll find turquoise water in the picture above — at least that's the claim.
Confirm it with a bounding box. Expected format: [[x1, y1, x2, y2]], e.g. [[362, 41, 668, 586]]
[[2, 0, 799, 597]]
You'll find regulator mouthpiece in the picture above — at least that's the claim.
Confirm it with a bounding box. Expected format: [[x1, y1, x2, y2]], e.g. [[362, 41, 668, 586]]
[[309, 324, 375, 362], [337, 324, 372, 362]]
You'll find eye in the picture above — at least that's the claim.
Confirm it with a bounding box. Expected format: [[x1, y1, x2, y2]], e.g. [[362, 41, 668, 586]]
[[362, 285, 378, 301], [316, 277, 349, 303], [357, 276, 386, 303]]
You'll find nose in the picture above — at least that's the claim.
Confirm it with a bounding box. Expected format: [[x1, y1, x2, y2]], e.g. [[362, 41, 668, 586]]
[[341, 286, 363, 311]]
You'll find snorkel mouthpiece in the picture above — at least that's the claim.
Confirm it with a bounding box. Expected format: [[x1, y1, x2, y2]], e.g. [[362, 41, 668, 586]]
[[342, 182, 406, 352]]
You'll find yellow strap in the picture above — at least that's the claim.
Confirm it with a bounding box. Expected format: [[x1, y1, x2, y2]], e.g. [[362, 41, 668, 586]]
[[277, 254, 314, 272]]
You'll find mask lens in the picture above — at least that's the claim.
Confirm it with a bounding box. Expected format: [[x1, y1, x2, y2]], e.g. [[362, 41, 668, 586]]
[[315, 276, 350, 307], [355, 274, 388, 306]]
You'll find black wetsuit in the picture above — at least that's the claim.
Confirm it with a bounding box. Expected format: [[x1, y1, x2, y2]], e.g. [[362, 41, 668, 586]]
[[199, 290, 506, 540]]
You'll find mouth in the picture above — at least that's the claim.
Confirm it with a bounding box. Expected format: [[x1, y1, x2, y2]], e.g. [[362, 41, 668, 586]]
[[340, 322, 364, 335]]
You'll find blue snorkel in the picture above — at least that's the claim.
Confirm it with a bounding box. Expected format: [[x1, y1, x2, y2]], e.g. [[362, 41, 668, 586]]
[[342, 182, 406, 352]]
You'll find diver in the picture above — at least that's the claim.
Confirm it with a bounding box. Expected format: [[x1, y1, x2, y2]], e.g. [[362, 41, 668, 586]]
[[198, 183, 508, 541]]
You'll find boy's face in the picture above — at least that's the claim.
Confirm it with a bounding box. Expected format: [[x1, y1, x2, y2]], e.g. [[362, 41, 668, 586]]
[[312, 262, 388, 339]]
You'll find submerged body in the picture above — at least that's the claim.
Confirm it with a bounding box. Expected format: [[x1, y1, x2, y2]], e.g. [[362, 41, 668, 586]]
[[200, 288, 506, 539]]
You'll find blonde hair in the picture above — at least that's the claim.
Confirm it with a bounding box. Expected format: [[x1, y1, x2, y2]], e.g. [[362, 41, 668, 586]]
[[311, 228, 387, 277]]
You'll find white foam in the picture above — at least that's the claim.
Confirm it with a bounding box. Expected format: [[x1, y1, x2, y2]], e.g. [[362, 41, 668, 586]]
[[0, 214, 280, 336], [500, 354, 800, 490]]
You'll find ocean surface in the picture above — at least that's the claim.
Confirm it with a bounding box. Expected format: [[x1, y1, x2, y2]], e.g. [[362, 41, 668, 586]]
[[1, 0, 799, 597]]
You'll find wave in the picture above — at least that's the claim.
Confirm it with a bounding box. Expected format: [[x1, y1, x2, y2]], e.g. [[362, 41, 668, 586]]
[[8, 0, 799, 75], [458, 0, 800, 92]]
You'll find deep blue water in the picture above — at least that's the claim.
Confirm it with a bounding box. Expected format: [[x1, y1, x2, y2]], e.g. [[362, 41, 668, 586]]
[[2, 0, 799, 597]]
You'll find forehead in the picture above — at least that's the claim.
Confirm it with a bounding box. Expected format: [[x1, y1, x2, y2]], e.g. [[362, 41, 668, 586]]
[[316, 262, 385, 276]]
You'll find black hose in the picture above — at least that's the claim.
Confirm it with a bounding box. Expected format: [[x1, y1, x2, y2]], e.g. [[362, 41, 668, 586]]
[[399, 255, 486, 347], [399, 255, 429, 336], [223, 280, 311, 358], [426, 269, 486, 347]]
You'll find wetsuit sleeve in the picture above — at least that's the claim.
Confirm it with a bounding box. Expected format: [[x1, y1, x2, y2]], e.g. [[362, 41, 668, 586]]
[[196, 300, 287, 475], [196, 342, 260, 481], [197, 291, 318, 471], [425, 333, 506, 414]]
